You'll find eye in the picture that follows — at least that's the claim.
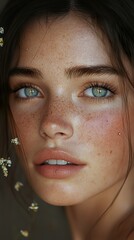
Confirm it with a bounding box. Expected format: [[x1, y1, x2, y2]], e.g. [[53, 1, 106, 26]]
[[16, 86, 41, 98], [84, 85, 112, 98]]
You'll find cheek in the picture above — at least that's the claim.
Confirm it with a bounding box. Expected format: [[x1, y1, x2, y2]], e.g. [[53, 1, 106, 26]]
[[76, 109, 128, 173], [77, 110, 123, 145], [11, 108, 40, 149]]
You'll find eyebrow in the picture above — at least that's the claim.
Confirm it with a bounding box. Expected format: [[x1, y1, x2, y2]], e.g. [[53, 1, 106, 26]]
[[65, 65, 119, 78], [9, 65, 119, 80], [9, 67, 43, 79]]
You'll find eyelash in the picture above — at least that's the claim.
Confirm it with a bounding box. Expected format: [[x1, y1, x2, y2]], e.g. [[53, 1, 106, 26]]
[[82, 82, 116, 99], [9, 81, 117, 102], [9, 83, 42, 100]]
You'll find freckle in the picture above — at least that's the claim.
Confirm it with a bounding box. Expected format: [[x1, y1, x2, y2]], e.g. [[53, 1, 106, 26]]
[[97, 153, 100, 156], [110, 150, 112, 154], [85, 113, 92, 121], [91, 180, 96, 185]]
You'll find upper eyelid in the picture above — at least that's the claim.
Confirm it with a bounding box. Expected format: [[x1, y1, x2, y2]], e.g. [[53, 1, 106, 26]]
[[10, 83, 41, 92], [9, 76, 42, 86]]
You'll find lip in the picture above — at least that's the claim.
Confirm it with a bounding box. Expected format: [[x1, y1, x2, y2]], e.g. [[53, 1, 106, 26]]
[[34, 148, 84, 166], [34, 149, 86, 179]]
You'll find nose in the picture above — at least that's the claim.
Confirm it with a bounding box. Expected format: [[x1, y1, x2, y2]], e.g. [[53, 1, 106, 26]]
[[39, 102, 73, 140]]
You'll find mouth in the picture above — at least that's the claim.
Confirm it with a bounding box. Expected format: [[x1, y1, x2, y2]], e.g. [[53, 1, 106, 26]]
[[35, 148, 84, 166], [41, 159, 76, 166], [34, 149, 85, 179]]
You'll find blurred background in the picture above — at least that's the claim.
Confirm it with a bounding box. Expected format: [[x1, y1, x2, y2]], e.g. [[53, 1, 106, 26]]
[[0, 0, 8, 11]]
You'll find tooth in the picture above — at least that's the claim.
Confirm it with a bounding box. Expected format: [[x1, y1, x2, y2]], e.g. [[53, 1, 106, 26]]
[[47, 160, 56, 165], [56, 160, 68, 165]]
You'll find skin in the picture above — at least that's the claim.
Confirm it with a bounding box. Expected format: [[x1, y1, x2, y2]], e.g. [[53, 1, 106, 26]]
[[9, 14, 134, 239]]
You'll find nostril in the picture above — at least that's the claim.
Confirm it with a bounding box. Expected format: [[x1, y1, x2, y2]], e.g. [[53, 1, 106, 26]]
[[43, 131, 66, 138], [56, 132, 66, 136]]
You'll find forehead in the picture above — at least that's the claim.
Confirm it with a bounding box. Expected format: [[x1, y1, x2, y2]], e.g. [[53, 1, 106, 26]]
[[16, 13, 111, 69]]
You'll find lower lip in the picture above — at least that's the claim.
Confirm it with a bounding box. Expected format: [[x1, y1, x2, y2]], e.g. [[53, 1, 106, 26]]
[[35, 164, 84, 179]]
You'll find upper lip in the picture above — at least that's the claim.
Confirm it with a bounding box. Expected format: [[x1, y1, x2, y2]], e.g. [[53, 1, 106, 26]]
[[34, 149, 84, 165]]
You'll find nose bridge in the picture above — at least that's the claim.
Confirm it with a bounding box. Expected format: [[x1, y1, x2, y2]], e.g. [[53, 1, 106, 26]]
[[40, 95, 73, 139], [46, 95, 69, 119]]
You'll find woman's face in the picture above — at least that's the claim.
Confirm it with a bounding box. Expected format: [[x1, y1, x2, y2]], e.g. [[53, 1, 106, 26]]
[[9, 14, 134, 205]]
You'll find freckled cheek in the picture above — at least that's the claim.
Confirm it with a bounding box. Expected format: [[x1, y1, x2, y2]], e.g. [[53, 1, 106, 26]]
[[10, 108, 40, 145], [77, 111, 123, 142], [75, 111, 127, 167]]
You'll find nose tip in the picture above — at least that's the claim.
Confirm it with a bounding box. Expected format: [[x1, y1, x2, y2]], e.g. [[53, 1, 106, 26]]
[[40, 119, 73, 140]]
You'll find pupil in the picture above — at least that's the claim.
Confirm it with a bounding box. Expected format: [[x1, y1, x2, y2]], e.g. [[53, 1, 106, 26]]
[[93, 87, 106, 97], [25, 88, 37, 97]]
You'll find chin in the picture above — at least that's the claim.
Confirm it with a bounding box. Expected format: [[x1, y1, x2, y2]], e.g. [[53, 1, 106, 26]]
[[32, 185, 81, 206], [39, 192, 80, 206]]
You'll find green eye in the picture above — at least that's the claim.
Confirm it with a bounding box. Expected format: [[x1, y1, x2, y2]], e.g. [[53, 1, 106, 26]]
[[17, 87, 40, 98], [25, 88, 39, 97], [92, 87, 108, 97], [84, 86, 112, 98]]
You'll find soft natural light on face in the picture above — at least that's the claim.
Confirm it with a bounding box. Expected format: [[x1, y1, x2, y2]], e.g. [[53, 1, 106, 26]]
[[9, 14, 132, 210]]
